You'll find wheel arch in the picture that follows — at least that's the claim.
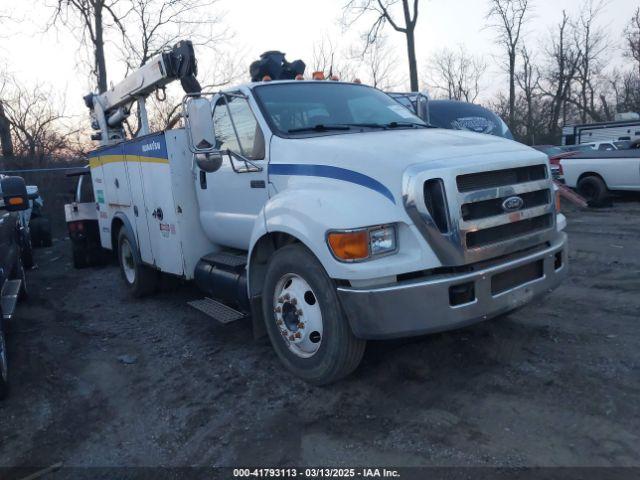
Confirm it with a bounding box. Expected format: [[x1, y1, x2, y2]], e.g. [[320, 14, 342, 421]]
[[577, 171, 607, 187], [111, 213, 140, 262], [247, 230, 317, 339]]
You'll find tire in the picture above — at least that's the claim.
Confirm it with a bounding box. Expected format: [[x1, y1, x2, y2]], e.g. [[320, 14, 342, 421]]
[[0, 321, 8, 400], [15, 257, 28, 300], [117, 229, 158, 297], [261, 244, 366, 385], [20, 234, 35, 269], [71, 241, 89, 269], [30, 216, 52, 248], [577, 175, 608, 207]]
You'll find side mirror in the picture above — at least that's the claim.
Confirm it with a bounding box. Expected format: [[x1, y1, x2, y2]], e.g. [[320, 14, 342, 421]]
[[195, 152, 223, 173], [184, 96, 218, 154], [0, 176, 29, 212]]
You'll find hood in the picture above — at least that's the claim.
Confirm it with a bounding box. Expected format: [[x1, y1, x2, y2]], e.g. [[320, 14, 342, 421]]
[[269, 128, 548, 205]]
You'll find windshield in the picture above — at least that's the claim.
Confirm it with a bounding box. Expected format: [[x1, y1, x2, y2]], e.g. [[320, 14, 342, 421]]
[[253, 82, 427, 136], [428, 101, 514, 140]]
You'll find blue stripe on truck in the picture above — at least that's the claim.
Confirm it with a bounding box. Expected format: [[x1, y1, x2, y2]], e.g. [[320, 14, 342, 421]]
[[269, 164, 396, 204]]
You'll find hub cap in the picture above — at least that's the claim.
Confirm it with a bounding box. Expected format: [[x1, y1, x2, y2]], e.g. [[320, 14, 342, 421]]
[[120, 239, 136, 284], [273, 273, 323, 358]]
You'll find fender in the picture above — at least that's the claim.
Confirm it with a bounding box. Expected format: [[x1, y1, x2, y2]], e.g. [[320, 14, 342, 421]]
[[112, 211, 142, 263], [249, 183, 434, 282]]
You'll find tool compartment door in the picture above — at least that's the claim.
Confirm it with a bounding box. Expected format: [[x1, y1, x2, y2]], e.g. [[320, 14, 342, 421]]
[[124, 141, 154, 266], [135, 133, 184, 275]]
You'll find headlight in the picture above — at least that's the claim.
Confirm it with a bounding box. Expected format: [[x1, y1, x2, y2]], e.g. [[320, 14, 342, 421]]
[[327, 224, 397, 262]]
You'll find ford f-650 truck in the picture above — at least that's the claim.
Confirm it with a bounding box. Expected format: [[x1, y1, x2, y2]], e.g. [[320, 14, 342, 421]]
[[84, 42, 568, 384]]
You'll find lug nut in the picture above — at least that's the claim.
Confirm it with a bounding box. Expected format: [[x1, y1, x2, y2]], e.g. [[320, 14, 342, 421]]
[[294, 332, 301, 339], [278, 296, 284, 303], [274, 306, 282, 313], [284, 294, 290, 300], [290, 298, 297, 306], [276, 319, 283, 326], [297, 322, 305, 329]]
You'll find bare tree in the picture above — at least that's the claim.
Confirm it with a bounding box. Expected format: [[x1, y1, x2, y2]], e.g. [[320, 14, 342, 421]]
[[2, 79, 78, 162], [541, 10, 581, 141], [343, 0, 420, 91], [115, 0, 227, 72], [359, 36, 397, 89], [516, 45, 540, 144], [426, 47, 486, 102], [311, 37, 357, 81], [50, 0, 129, 93], [0, 75, 13, 158], [624, 7, 640, 77], [570, 0, 609, 123], [487, 0, 531, 129]]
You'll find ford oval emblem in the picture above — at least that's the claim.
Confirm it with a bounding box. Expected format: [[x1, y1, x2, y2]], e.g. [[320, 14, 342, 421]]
[[502, 196, 524, 212]]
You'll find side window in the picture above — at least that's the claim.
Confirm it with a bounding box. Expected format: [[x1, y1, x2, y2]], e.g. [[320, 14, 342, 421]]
[[213, 96, 265, 160], [598, 143, 613, 151]]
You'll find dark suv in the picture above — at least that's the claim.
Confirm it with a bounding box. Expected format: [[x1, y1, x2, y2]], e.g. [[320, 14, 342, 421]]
[[0, 176, 31, 399]]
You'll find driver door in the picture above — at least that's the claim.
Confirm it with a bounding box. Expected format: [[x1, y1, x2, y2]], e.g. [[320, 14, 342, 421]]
[[195, 93, 269, 250]]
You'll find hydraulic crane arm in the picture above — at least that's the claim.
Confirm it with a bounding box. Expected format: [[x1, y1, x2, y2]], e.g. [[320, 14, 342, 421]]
[[85, 40, 201, 146]]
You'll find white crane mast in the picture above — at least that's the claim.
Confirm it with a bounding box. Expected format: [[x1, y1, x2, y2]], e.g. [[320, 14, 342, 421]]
[[84, 40, 201, 146]]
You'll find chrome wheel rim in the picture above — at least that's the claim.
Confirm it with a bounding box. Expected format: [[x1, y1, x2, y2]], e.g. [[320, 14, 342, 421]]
[[120, 239, 136, 284], [273, 273, 323, 358], [0, 330, 7, 382]]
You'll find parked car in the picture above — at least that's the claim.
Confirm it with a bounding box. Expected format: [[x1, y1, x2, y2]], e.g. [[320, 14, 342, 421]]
[[531, 145, 579, 183], [0, 176, 32, 399], [63, 168, 104, 268], [560, 149, 640, 206], [28, 188, 52, 249]]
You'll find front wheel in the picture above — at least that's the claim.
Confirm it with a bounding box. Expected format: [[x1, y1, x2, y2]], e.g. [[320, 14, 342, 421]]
[[117, 229, 158, 297], [262, 244, 366, 385]]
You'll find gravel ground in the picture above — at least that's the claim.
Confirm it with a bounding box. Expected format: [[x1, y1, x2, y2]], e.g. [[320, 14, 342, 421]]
[[1, 201, 639, 472]]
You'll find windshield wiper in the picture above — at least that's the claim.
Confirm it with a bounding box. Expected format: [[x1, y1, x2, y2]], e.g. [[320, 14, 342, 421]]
[[384, 121, 431, 129], [288, 124, 352, 133]]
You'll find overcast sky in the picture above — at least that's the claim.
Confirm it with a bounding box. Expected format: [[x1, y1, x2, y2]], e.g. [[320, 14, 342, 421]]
[[0, 0, 636, 118]]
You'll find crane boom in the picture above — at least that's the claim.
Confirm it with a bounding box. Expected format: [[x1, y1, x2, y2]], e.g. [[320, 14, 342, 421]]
[[85, 40, 201, 146]]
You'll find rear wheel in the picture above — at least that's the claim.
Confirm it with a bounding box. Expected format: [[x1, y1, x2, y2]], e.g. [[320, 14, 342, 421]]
[[31, 216, 53, 248], [262, 244, 366, 385], [0, 320, 9, 399], [577, 175, 608, 207], [117, 229, 158, 297], [71, 241, 89, 269], [20, 234, 34, 269]]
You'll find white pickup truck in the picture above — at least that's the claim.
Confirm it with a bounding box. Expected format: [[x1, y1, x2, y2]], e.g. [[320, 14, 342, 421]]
[[561, 150, 640, 206], [85, 53, 568, 384]]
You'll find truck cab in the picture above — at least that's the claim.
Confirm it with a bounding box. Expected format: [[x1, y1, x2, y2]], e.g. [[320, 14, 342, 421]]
[[88, 74, 568, 384]]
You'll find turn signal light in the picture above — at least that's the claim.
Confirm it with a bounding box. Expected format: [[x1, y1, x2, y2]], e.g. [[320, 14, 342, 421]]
[[327, 230, 369, 261], [8, 197, 24, 206]]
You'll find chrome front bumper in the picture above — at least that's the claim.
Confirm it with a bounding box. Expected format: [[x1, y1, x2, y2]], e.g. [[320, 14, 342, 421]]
[[338, 233, 568, 340]]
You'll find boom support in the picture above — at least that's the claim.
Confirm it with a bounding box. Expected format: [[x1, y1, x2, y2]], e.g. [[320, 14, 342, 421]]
[[84, 40, 201, 146]]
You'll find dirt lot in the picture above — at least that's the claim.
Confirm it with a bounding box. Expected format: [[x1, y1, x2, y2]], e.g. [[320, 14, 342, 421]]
[[1, 201, 639, 472]]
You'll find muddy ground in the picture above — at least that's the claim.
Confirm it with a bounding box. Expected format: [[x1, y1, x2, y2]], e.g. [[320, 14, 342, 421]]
[[1, 200, 639, 473]]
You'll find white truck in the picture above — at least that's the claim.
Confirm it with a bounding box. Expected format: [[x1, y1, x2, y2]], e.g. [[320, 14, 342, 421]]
[[84, 42, 568, 384], [561, 150, 640, 206]]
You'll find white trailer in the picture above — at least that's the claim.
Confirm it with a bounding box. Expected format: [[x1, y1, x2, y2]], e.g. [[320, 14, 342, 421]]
[[562, 120, 640, 146], [84, 44, 569, 384]]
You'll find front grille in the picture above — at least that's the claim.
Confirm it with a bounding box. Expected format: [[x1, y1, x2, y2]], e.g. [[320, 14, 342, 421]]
[[466, 214, 553, 248], [456, 165, 547, 192], [461, 189, 551, 221]]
